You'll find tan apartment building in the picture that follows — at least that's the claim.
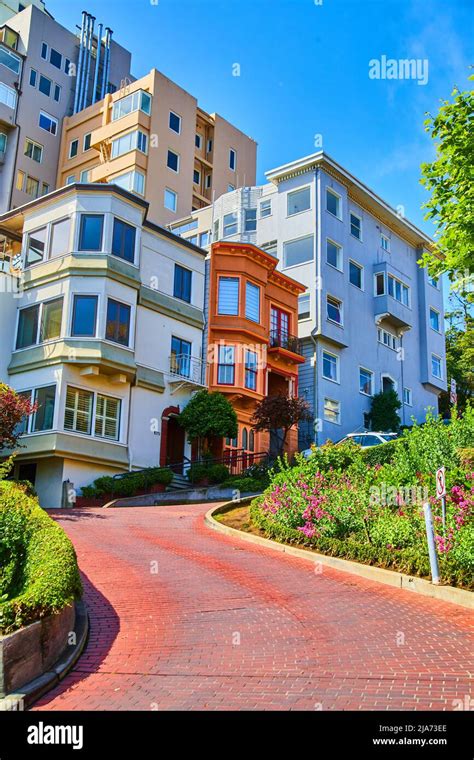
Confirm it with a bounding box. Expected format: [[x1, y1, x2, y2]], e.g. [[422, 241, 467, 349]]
[[57, 69, 257, 226]]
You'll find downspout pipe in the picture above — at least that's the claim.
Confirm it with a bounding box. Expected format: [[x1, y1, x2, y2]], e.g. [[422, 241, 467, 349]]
[[78, 13, 91, 112], [83, 15, 95, 110], [92, 22, 103, 104], [312, 167, 323, 447], [100, 27, 110, 99], [73, 11, 87, 114]]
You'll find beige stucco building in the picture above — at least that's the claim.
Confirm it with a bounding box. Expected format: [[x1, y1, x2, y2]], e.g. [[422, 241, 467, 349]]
[[57, 69, 257, 226]]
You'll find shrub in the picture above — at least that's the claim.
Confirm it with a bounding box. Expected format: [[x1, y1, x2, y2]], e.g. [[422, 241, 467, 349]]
[[81, 467, 173, 499], [187, 463, 229, 484], [362, 438, 403, 466], [225, 476, 267, 492], [0, 481, 82, 633], [207, 464, 230, 484]]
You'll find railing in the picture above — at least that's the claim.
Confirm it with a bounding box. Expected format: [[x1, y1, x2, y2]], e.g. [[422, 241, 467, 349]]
[[169, 354, 204, 384], [269, 329, 302, 355]]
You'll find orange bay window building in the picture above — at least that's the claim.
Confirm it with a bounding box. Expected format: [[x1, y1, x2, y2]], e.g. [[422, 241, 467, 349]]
[[207, 242, 306, 461]]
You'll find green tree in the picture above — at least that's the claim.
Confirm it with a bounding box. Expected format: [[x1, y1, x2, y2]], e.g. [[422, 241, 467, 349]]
[[438, 294, 474, 416], [368, 390, 401, 432], [251, 395, 311, 457], [0, 383, 36, 450], [420, 77, 474, 295], [178, 390, 237, 454]]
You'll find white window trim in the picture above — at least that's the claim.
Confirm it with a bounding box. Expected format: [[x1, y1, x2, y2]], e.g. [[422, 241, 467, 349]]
[[195, 133, 202, 149], [323, 397, 341, 425], [282, 233, 314, 269], [381, 373, 398, 392], [169, 110, 181, 134], [229, 147, 237, 171], [164, 188, 178, 213], [349, 211, 363, 241], [63, 383, 122, 443], [322, 350, 340, 384], [83, 132, 92, 151], [326, 294, 343, 327], [387, 273, 411, 308], [104, 296, 135, 350], [24, 138, 44, 163], [287, 185, 311, 217], [167, 148, 180, 174], [381, 233, 391, 252], [359, 366, 374, 397], [429, 306, 441, 333], [68, 139, 79, 159], [326, 187, 342, 221], [260, 199, 272, 218], [69, 292, 101, 339], [349, 258, 364, 290], [403, 387, 413, 406], [38, 110, 58, 135], [15, 382, 58, 436], [15, 296, 64, 352], [298, 292, 311, 322], [326, 237, 343, 272], [193, 168, 201, 185], [431, 353, 443, 380]]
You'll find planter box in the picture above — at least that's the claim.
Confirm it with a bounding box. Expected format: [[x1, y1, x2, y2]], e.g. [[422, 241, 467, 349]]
[[0, 604, 75, 698]]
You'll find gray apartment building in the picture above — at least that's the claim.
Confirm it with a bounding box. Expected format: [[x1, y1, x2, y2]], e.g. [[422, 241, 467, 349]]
[[0, 3, 132, 213], [170, 151, 447, 448]]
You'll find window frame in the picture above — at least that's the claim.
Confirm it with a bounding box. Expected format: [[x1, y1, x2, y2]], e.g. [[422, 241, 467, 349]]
[[217, 344, 236, 385], [164, 187, 177, 213], [24, 137, 43, 163], [326, 187, 342, 220], [431, 353, 443, 380], [71, 294, 99, 338], [282, 234, 314, 269], [322, 350, 339, 384], [359, 366, 374, 397], [169, 110, 181, 134], [381, 233, 391, 252], [166, 148, 180, 173], [349, 259, 364, 290], [260, 198, 272, 218], [78, 214, 104, 252], [111, 217, 137, 264], [403, 387, 412, 406], [326, 237, 343, 272], [287, 185, 311, 217], [326, 294, 343, 326], [429, 306, 441, 333], [217, 276, 240, 316], [68, 138, 79, 159], [350, 211, 362, 240], [38, 110, 58, 135], [245, 280, 260, 323], [244, 349, 258, 391], [229, 148, 236, 171], [323, 397, 341, 425], [16, 296, 63, 350], [173, 263, 192, 304], [105, 298, 132, 347]]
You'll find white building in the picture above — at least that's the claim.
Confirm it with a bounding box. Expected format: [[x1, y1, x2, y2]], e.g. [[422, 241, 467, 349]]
[[0, 182, 206, 507]]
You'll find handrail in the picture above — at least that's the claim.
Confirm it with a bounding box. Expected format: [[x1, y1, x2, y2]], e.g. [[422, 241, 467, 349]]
[[112, 451, 270, 484], [269, 329, 302, 355]]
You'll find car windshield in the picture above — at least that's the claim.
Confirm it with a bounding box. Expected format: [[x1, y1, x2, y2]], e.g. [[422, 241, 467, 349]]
[[380, 434, 398, 441]]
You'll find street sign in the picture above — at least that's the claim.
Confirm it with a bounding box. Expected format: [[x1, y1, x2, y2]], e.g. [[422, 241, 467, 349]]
[[450, 378, 457, 405], [436, 466, 446, 499]]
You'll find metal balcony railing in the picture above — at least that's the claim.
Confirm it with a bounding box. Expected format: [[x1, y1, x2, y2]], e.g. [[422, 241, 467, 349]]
[[269, 329, 302, 356], [169, 354, 204, 384]]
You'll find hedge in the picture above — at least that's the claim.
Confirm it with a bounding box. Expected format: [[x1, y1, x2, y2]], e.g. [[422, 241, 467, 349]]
[[81, 466, 173, 498], [0, 481, 82, 634]]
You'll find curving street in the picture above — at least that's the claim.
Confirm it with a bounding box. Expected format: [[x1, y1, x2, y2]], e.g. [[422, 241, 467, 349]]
[[33, 504, 473, 711]]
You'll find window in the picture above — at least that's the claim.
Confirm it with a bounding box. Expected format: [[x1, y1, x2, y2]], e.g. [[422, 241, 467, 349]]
[[66, 174, 75, 185], [403, 387, 412, 406], [170, 336, 192, 377], [287, 187, 310, 215], [388, 274, 409, 306], [244, 208, 257, 232], [29, 68, 37, 86], [298, 292, 310, 321], [72, 295, 98, 337], [25, 175, 40, 197], [359, 367, 374, 396], [324, 397, 340, 424], [431, 354, 442, 379], [40, 42, 48, 60], [227, 184, 235, 192], [80, 170, 89, 182], [110, 129, 148, 158], [430, 307, 440, 332], [32, 385, 55, 432], [326, 239, 342, 270], [349, 260, 363, 289], [375, 272, 385, 296], [167, 149, 179, 172], [223, 212, 238, 237], [381, 234, 390, 252], [69, 139, 78, 159], [174, 264, 192, 303], [39, 297, 62, 342], [38, 74, 51, 97], [195, 133, 202, 149], [213, 219, 219, 242], [112, 90, 151, 120], [95, 395, 121, 440], [193, 169, 200, 185], [428, 275, 439, 289], [24, 138, 43, 163], [377, 327, 398, 350], [199, 231, 209, 247], [164, 188, 177, 212], [270, 307, 289, 341], [0, 46, 21, 74], [41, 182, 49, 196], [16, 170, 25, 191], [217, 345, 235, 385], [326, 188, 341, 219], [49, 218, 71, 258], [205, 174, 212, 189], [83, 133, 92, 151], [260, 199, 272, 218], [229, 148, 236, 171], [245, 350, 258, 390], [187, 234, 198, 246], [350, 213, 362, 240], [0, 132, 6, 153], [38, 111, 58, 135], [49, 48, 62, 69], [322, 351, 339, 383], [245, 281, 260, 322], [113, 170, 145, 196], [112, 218, 136, 263], [283, 235, 314, 267], [106, 299, 131, 346], [0, 82, 17, 109], [218, 277, 239, 315], [326, 295, 342, 325], [64, 387, 93, 435], [169, 110, 181, 133], [53, 84, 61, 102], [207, 139, 213, 153], [78, 214, 104, 251], [25, 227, 47, 267], [16, 305, 39, 349]]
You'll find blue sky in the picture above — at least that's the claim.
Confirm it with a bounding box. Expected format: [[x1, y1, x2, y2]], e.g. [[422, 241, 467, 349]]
[[48, 0, 472, 237]]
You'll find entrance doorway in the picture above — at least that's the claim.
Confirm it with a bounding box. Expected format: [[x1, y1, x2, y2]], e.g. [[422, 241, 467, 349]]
[[18, 462, 37, 485], [166, 415, 185, 472]]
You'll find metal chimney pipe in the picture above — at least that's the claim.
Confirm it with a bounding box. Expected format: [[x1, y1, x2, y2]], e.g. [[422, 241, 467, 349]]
[[80, 14, 93, 111], [78, 13, 91, 112], [73, 11, 87, 114], [102, 28, 113, 99], [82, 15, 95, 109], [100, 27, 110, 100], [92, 22, 103, 104]]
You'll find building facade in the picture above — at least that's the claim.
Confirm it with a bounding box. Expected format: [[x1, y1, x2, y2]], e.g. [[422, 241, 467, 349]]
[[0, 183, 206, 507], [207, 241, 305, 460], [170, 152, 447, 447], [57, 69, 257, 226], [0, 4, 132, 213]]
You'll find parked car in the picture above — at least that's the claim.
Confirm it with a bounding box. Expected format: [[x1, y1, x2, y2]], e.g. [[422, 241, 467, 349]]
[[300, 432, 398, 458]]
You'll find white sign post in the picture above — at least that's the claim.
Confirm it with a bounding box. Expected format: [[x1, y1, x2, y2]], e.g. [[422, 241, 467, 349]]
[[423, 502, 440, 585], [450, 378, 457, 406], [436, 466, 446, 533]]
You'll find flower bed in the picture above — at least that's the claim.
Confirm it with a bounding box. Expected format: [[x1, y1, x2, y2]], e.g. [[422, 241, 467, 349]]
[[250, 409, 474, 589]]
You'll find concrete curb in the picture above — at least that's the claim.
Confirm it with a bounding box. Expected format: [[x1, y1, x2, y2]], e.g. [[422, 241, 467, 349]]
[[205, 499, 473, 610], [0, 600, 89, 711]]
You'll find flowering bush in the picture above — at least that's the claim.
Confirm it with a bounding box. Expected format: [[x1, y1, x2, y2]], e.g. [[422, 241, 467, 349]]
[[252, 409, 474, 588]]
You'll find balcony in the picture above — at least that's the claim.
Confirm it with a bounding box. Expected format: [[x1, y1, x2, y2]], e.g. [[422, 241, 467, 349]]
[[374, 294, 412, 330], [268, 330, 305, 361], [169, 354, 205, 391]]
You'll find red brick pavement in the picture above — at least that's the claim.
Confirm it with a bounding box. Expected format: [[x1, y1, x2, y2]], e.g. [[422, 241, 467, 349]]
[[33, 504, 473, 711]]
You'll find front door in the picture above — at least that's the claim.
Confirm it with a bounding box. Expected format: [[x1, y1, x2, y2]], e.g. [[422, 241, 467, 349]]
[[166, 416, 185, 472]]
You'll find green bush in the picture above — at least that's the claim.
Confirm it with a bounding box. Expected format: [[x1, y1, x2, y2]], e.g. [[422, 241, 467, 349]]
[[207, 464, 230, 484], [362, 438, 402, 466], [187, 462, 229, 484], [0, 481, 82, 634], [225, 476, 267, 492], [81, 467, 173, 498], [187, 463, 210, 484]]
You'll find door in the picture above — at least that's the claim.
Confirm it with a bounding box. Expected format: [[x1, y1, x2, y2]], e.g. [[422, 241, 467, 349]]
[[166, 416, 185, 472], [270, 307, 290, 346]]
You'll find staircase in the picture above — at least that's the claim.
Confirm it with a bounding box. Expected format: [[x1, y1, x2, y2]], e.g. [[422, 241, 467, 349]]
[[167, 472, 190, 492]]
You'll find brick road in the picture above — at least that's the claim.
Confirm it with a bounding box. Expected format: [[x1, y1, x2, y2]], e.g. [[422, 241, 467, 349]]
[[33, 504, 473, 711]]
